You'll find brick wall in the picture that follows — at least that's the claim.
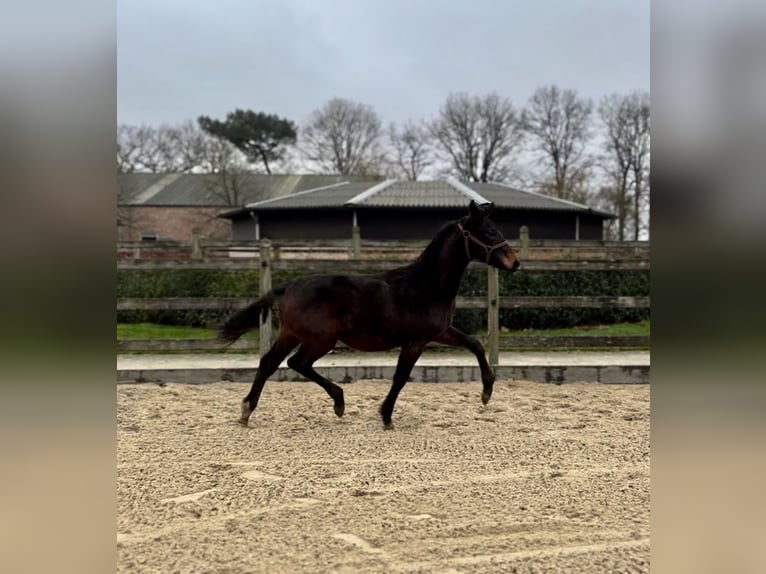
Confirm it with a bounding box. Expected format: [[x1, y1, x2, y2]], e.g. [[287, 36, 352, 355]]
[[117, 206, 232, 241]]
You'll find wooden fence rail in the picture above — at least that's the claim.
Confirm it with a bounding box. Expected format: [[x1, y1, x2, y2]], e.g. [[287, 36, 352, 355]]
[[116, 296, 650, 312], [117, 259, 649, 272], [118, 238, 649, 253]]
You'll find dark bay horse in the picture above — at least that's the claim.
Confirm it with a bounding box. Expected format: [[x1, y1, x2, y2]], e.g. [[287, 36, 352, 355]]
[[218, 201, 520, 428]]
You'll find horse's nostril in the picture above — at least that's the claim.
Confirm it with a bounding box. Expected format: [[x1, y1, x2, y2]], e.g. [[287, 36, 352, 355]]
[[512, 260, 520, 271]]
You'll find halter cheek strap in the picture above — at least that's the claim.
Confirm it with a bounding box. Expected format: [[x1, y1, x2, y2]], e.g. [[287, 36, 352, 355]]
[[457, 222, 508, 264]]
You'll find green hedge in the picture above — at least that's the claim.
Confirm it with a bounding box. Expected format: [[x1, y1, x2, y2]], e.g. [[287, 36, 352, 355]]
[[117, 268, 649, 333], [117, 269, 306, 328], [452, 269, 650, 333]]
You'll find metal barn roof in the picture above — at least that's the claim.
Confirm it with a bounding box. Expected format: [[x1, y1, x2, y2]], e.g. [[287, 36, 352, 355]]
[[467, 182, 614, 217], [221, 178, 614, 218], [351, 180, 471, 208], [118, 173, 382, 207]]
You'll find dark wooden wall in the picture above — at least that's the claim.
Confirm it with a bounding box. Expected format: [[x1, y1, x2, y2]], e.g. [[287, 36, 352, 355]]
[[230, 208, 606, 241]]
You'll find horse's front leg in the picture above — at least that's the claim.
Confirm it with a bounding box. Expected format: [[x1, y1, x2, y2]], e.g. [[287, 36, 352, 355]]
[[380, 342, 426, 429], [434, 325, 495, 405]]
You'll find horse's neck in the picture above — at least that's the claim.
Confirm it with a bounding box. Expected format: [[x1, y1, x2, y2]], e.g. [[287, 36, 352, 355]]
[[419, 232, 469, 300]]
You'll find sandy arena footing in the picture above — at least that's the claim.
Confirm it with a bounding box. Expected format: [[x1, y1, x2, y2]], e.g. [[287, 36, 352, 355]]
[[117, 379, 650, 573]]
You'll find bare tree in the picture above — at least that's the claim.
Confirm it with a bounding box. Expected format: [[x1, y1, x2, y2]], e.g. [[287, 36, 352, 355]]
[[198, 136, 256, 207], [117, 121, 212, 173], [428, 92, 523, 183], [628, 92, 650, 241], [117, 124, 160, 173], [593, 185, 624, 241], [522, 85, 594, 200], [555, 166, 595, 205], [599, 95, 634, 240], [389, 121, 433, 180], [598, 92, 651, 240], [301, 98, 384, 175], [162, 121, 211, 172]]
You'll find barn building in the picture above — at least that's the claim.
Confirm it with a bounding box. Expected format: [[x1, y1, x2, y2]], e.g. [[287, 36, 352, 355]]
[[220, 178, 614, 242], [117, 173, 381, 241]]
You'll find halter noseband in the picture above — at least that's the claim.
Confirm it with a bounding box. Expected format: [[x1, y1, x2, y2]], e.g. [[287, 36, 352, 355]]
[[456, 222, 507, 264]]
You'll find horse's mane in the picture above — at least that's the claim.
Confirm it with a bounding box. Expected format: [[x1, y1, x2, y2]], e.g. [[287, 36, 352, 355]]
[[381, 220, 459, 281]]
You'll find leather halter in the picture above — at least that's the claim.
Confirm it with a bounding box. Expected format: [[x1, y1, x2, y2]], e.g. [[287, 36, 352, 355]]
[[456, 222, 508, 264]]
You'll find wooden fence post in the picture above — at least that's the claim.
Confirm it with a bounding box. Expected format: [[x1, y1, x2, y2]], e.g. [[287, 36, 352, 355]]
[[519, 225, 529, 259], [351, 226, 361, 259], [259, 239, 272, 356], [191, 229, 202, 259], [487, 266, 500, 366]]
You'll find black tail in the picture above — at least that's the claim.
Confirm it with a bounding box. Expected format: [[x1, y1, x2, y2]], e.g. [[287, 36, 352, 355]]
[[217, 288, 280, 345]]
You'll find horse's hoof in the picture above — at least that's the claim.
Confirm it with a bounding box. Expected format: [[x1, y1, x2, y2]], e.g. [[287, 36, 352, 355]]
[[241, 401, 254, 422], [481, 391, 492, 405], [334, 403, 345, 417], [237, 418, 250, 426], [383, 422, 394, 430]]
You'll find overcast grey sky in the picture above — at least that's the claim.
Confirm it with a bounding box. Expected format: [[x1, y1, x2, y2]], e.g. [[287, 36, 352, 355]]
[[118, 0, 649, 127]]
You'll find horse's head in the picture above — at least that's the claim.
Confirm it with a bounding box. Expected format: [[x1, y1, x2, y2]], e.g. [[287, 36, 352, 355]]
[[458, 201, 520, 272]]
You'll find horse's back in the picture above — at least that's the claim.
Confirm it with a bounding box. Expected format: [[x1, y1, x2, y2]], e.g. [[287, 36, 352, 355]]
[[278, 274, 393, 333]]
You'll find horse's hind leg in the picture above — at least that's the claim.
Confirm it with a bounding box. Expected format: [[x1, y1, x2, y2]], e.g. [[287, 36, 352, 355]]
[[434, 326, 495, 405], [287, 343, 345, 417], [240, 333, 299, 425]]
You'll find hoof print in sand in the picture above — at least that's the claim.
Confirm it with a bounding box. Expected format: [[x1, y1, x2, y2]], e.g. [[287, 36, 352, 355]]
[[242, 470, 284, 481], [333, 533, 384, 554]]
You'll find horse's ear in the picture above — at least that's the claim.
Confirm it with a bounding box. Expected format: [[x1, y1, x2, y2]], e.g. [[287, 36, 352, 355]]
[[469, 201, 493, 220], [468, 201, 483, 220]]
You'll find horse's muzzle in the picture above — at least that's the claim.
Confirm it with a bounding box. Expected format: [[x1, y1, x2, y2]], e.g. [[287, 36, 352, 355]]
[[497, 252, 520, 272]]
